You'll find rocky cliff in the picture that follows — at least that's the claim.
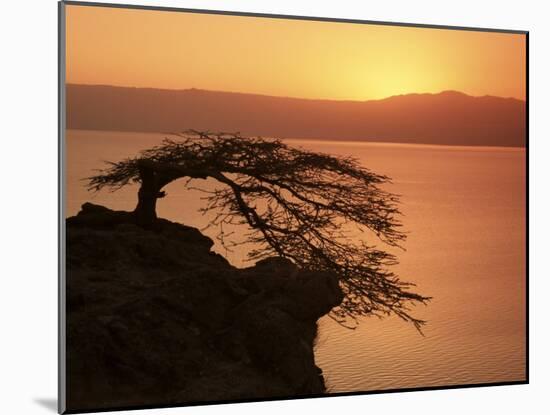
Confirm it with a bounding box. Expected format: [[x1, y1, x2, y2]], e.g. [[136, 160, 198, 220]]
[[65, 203, 343, 411]]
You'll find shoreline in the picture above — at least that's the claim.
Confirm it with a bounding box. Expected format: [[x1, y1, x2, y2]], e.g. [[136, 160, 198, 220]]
[[65, 128, 526, 151]]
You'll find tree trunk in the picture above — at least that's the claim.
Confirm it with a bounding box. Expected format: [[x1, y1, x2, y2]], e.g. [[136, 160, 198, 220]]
[[133, 163, 162, 227]]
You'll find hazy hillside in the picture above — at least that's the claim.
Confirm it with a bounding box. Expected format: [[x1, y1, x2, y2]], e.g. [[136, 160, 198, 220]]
[[67, 84, 526, 147]]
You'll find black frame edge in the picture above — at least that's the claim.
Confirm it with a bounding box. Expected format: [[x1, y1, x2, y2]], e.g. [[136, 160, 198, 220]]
[[63, 381, 528, 414], [525, 31, 530, 385], [58, 1, 67, 414], [61, 0, 528, 35]]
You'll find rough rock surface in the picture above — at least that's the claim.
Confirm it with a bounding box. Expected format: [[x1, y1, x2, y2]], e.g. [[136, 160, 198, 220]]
[[65, 203, 343, 411]]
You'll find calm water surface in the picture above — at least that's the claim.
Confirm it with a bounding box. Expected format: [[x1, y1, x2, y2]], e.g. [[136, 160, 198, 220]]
[[66, 130, 526, 392]]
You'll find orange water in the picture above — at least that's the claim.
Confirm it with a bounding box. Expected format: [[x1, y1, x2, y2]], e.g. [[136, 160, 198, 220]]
[[66, 129, 526, 391]]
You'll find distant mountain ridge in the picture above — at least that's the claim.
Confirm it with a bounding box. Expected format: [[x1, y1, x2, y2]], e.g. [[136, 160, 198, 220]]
[[66, 84, 526, 147]]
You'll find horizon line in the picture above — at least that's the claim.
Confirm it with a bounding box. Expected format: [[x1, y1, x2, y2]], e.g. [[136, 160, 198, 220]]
[[66, 127, 527, 150], [66, 82, 526, 104]]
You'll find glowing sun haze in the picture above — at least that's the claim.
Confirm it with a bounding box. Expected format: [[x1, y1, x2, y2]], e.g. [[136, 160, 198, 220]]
[[65, 5, 526, 101]]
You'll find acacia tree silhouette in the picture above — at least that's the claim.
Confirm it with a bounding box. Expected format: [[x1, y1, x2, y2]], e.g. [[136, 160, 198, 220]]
[[87, 131, 430, 330]]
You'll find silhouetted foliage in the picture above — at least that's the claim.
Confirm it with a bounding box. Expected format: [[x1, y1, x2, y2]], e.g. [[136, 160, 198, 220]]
[[87, 131, 430, 330]]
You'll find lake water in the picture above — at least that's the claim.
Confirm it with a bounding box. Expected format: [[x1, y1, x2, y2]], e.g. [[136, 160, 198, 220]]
[[66, 129, 526, 392]]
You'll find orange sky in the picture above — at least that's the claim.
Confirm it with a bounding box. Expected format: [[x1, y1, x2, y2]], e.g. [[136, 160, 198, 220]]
[[65, 4, 526, 101]]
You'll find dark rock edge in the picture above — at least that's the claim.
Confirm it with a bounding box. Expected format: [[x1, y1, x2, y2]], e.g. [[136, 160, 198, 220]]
[[66, 203, 343, 411]]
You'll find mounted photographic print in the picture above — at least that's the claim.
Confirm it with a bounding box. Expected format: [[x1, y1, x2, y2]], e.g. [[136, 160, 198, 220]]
[[58, 1, 528, 413]]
